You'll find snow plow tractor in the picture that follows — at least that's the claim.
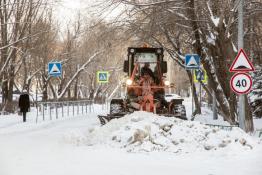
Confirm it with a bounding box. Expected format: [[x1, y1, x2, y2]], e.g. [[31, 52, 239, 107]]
[[98, 47, 186, 125]]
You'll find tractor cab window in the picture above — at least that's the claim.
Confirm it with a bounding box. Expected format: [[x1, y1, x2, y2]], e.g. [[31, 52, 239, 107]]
[[134, 52, 158, 76], [139, 62, 156, 78], [139, 62, 161, 84], [132, 52, 161, 84], [140, 63, 156, 75], [134, 53, 157, 63]]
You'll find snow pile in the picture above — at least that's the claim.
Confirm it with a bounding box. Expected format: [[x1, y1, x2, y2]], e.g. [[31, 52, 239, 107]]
[[65, 111, 260, 153]]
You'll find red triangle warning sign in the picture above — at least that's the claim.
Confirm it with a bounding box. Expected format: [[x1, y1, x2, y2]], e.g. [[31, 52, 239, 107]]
[[229, 49, 255, 72]]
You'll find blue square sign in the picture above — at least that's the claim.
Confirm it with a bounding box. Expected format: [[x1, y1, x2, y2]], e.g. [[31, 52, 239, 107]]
[[185, 54, 200, 69], [48, 62, 62, 77]]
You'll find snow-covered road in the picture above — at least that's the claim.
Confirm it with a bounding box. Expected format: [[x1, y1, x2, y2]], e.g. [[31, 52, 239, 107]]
[[0, 105, 262, 175]]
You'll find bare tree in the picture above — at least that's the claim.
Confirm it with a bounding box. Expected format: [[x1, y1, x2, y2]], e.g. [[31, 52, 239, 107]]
[[108, 0, 261, 131], [0, 0, 52, 112]]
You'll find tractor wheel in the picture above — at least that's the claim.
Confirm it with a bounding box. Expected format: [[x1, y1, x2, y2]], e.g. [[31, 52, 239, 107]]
[[110, 103, 123, 114], [110, 99, 125, 115], [173, 104, 187, 120]]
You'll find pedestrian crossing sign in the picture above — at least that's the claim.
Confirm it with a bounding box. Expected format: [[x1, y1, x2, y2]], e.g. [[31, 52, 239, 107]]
[[97, 71, 109, 83], [185, 54, 200, 69], [48, 62, 62, 77], [194, 69, 207, 83]]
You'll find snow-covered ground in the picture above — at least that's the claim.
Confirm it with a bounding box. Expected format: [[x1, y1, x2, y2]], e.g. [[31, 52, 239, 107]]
[[0, 101, 262, 175]]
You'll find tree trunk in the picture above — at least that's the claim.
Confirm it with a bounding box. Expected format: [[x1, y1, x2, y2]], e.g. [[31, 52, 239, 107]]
[[67, 88, 71, 99], [49, 82, 57, 99], [244, 95, 254, 132], [74, 78, 78, 100], [5, 65, 15, 112], [207, 76, 213, 107], [1, 74, 8, 105], [187, 0, 237, 124], [42, 75, 48, 101]]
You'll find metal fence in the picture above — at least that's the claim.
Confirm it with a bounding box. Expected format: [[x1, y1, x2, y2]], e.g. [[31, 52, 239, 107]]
[[36, 100, 94, 123], [205, 124, 239, 131], [255, 129, 262, 138], [205, 124, 262, 137]]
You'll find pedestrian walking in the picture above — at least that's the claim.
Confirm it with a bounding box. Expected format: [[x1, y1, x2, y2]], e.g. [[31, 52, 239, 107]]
[[19, 90, 30, 122]]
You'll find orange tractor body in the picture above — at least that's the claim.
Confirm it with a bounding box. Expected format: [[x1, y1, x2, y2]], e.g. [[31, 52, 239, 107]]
[[98, 47, 186, 125]]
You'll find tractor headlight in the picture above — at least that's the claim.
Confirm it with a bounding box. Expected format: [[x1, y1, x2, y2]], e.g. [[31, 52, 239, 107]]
[[126, 79, 133, 85], [164, 80, 170, 86], [130, 48, 135, 53]]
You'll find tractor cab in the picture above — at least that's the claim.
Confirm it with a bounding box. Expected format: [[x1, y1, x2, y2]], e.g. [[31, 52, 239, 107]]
[[124, 47, 167, 86]]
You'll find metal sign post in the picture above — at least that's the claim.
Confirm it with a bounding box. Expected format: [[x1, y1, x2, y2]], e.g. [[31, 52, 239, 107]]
[[185, 54, 200, 117], [191, 70, 194, 116], [97, 71, 109, 110], [229, 3, 254, 131], [238, 0, 245, 130], [199, 82, 202, 107], [234, 0, 254, 131]]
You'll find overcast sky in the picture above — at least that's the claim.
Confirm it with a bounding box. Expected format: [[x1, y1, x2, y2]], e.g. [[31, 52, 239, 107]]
[[54, 0, 92, 24], [54, 0, 125, 28]]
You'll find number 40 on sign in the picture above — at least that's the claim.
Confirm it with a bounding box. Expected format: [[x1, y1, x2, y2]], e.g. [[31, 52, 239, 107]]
[[230, 73, 252, 94]]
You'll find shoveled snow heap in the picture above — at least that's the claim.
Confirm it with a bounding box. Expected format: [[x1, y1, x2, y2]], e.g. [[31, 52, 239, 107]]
[[65, 111, 260, 153]]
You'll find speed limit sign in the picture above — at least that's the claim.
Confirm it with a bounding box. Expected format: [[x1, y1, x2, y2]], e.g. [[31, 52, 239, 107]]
[[230, 73, 252, 94]]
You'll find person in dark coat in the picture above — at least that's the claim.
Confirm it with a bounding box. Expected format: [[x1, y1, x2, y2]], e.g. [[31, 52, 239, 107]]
[[19, 90, 30, 122], [141, 62, 155, 80]]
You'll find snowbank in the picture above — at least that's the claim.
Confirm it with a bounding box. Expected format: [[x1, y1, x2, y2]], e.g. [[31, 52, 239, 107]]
[[65, 111, 261, 154]]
